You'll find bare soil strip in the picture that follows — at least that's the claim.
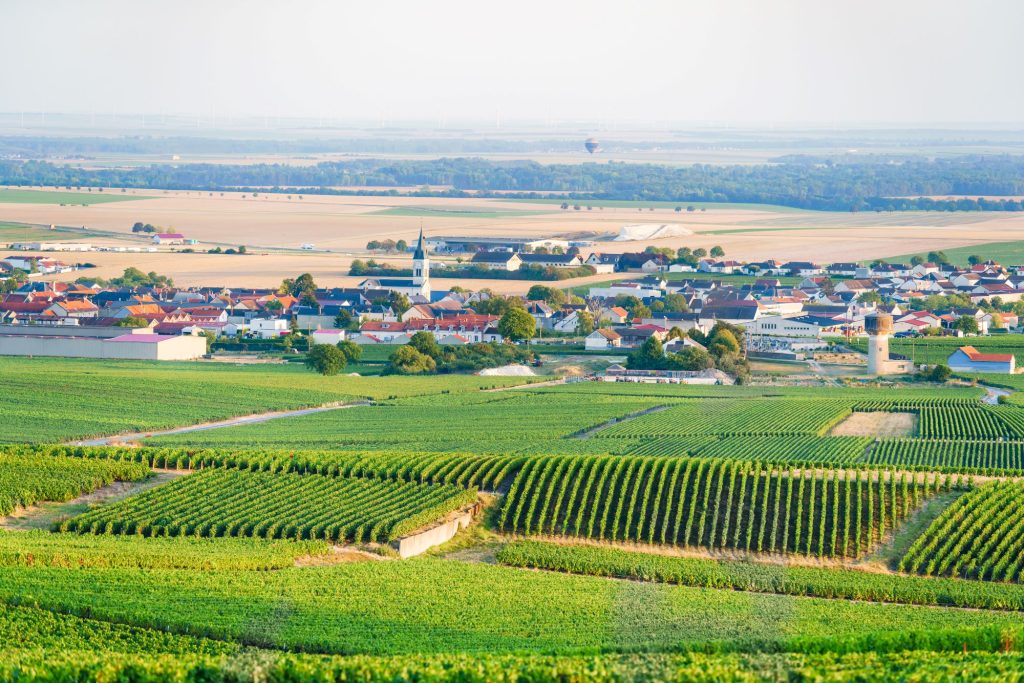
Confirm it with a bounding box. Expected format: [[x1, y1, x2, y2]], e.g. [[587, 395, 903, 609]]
[[571, 405, 670, 439], [67, 401, 372, 447], [0, 470, 186, 531], [829, 411, 916, 437]]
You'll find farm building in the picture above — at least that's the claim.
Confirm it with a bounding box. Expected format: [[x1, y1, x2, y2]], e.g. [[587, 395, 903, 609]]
[[946, 346, 1016, 374], [310, 329, 346, 345], [0, 329, 206, 360], [152, 233, 187, 245]]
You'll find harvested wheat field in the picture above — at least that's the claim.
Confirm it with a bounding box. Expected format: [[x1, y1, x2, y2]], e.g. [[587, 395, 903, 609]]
[[5, 187, 1024, 289], [830, 411, 917, 438]]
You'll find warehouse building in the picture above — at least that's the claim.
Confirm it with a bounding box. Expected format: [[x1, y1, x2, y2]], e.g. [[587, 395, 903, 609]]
[[0, 326, 206, 360]]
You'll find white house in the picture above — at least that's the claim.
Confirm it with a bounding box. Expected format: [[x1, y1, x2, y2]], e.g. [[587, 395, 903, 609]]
[[947, 346, 1016, 374], [153, 233, 186, 245], [585, 328, 622, 350], [249, 317, 290, 339], [311, 329, 346, 345]]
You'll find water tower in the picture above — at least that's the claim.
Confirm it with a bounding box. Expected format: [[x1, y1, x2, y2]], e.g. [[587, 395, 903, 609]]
[[864, 312, 894, 375]]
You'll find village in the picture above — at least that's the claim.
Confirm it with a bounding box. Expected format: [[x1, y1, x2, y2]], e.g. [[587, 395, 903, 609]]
[[1, 230, 1021, 375]]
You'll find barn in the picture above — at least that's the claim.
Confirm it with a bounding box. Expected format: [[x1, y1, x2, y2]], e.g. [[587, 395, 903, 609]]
[[946, 346, 1016, 374]]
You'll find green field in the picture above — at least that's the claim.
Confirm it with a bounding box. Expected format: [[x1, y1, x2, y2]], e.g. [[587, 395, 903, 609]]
[[0, 221, 86, 243], [0, 357, 531, 443], [512, 198, 807, 212], [8, 357, 1024, 677], [0, 558, 1018, 655], [889, 240, 1024, 266], [0, 189, 152, 205], [372, 205, 550, 218], [845, 335, 1024, 366]]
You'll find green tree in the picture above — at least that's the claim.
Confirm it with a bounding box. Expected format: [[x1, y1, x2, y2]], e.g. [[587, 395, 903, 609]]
[[336, 340, 363, 364], [395, 239, 408, 252], [910, 255, 925, 266], [858, 291, 883, 305], [333, 309, 354, 329], [692, 247, 708, 258], [626, 336, 665, 370], [387, 291, 411, 316], [710, 246, 725, 257], [968, 255, 983, 265], [116, 316, 149, 328], [669, 346, 714, 370], [924, 364, 953, 382], [409, 331, 441, 359], [385, 345, 437, 374], [577, 310, 595, 336], [526, 285, 566, 306], [498, 307, 536, 342], [305, 344, 347, 376], [954, 315, 979, 335]]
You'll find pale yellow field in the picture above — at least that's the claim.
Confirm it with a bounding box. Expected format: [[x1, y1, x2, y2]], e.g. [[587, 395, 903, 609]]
[[5, 187, 1024, 289]]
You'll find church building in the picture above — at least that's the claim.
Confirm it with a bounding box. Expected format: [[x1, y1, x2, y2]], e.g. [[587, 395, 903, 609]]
[[357, 228, 431, 299]]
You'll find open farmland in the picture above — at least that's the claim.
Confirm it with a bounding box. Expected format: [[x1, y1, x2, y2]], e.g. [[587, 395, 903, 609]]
[[62, 468, 475, 543], [6, 359, 1024, 677], [500, 456, 940, 557], [0, 357, 531, 443], [5, 186, 1024, 290]]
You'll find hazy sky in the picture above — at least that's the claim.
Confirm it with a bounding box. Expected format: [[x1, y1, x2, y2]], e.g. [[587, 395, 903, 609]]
[[5, 0, 1023, 126]]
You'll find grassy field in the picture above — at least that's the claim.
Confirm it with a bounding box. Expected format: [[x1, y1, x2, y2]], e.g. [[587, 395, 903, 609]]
[[845, 336, 1024, 366], [889, 240, 1024, 266], [372, 205, 551, 218], [0, 221, 87, 242], [0, 357, 531, 443], [512, 198, 806, 212], [0, 189, 151, 205]]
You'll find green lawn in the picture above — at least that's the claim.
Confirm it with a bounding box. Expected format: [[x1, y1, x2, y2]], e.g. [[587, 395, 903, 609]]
[[889, 240, 1024, 267], [0, 189, 152, 205]]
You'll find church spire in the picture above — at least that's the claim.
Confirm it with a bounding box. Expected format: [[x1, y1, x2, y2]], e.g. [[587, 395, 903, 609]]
[[413, 224, 425, 260]]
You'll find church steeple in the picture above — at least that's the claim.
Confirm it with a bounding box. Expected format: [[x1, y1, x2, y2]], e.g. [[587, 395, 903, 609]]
[[413, 226, 425, 260], [412, 225, 429, 291]]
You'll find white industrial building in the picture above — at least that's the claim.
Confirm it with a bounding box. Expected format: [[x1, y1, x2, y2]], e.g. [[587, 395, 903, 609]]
[[0, 326, 206, 361]]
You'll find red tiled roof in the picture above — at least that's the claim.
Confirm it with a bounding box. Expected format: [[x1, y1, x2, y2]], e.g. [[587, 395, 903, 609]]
[[959, 346, 1014, 363]]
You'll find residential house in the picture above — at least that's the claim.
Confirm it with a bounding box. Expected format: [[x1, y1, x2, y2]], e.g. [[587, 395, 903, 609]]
[[947, 346, 1016, 374], [470, 251, 522, 271]]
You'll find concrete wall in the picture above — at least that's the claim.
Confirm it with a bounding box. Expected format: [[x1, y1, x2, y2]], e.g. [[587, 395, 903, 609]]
[[392, 507, 476, 559]]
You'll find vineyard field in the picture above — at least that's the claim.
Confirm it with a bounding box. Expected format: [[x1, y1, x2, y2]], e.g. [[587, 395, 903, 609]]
[[868, 438, 1024, 474], [0, 530, 328, 570], [0, 453, 149, 516], [0, 602, 237, 656], [0, 560, 1019, 655], [12, 445, 526, 491], [6, 650, 1024, 682], [497, 540, 1024, 610], [61, 469, 476, 542], [901, 481, 1024, 582], [146, 392, 666, 451], [596, 399, 853, 438], [500, 456, 940, 558], [0, 357, 533, 443]]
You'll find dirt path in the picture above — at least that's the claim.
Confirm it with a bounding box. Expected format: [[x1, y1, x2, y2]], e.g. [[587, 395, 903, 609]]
[[982, 386, 1012, 405], [67, 401, 372, 446], [484, 378, 566, 392], [0, 470, 186, 531], [571, 404, 670, 439]]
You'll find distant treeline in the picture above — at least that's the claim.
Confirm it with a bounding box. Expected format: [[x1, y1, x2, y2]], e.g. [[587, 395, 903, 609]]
[[3, 156, 1024, 211]]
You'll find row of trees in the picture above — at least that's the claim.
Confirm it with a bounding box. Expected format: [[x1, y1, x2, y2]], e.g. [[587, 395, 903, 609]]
[[626, 322, 750, 382], [366, 239, 408, 253], [384, 331, 534, 375], [8, 156, 1024, 211]]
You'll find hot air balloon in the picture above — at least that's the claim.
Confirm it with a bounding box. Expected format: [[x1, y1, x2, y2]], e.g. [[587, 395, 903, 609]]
[[584, 137, 600, 154]]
